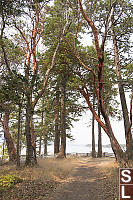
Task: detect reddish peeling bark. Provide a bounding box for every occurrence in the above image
[78,86,123,161]
[2,111,17,161]
[15,4,67,165]
[77,0,125,163]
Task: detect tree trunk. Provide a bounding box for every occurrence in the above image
[44,135,47,155]
[3,111,17,161]
[99,61,124,162]
[92,92,96,158]
[97,105,102,157]
[112,29,133,160]
[101,103,124,162]
[54,87,60,154]
[39,136,42,156]
[17,105,22,167]
[30,115,37,164]
[2,137,5,162]
[79,87,125,163]
[78,0,126,164]
[25,101,34,165]
[58,79,66,158]
[92,114,96,158]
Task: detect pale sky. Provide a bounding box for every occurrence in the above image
[72,27,132,146]
[70,93,131,146]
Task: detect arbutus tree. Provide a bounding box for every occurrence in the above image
[68,0,133,165]
[0,0,25,162]
[111,1,133,160]
[12,0,74,165]
[0,106,17,162]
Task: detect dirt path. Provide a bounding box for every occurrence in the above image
[45,157,119,200]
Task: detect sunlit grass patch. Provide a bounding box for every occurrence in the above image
[0,174,22,191]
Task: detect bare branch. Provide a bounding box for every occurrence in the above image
[15,24,30,51]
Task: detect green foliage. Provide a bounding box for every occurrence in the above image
[123,63,133,91]
[0,174,22,191]
[0,0,24,17]
[0,71,24,111]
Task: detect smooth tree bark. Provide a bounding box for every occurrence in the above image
[75,0,126,163]
[54,87,60,154]
[0,111,17,161]
[79,86,124,162]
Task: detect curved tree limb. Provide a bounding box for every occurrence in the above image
[78,86,108,134]
[78,0,102,59]
[73,18,99,100]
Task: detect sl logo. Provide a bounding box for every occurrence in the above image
[119,169,133,199]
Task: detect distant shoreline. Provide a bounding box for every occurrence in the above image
[86,144,126,148]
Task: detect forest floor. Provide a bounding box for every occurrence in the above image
[0,157,119,200]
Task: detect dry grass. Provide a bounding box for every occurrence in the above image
[0,157,120,200]
[0,157,118,183]
[0,157,79,182]
[38,157,79,181]
[97,157,119,178]
[0,157,80,200]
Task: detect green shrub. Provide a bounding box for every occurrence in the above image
[0,174,22,191]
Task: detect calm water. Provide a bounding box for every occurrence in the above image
[46,142,113,155]
[0,142,114,158]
